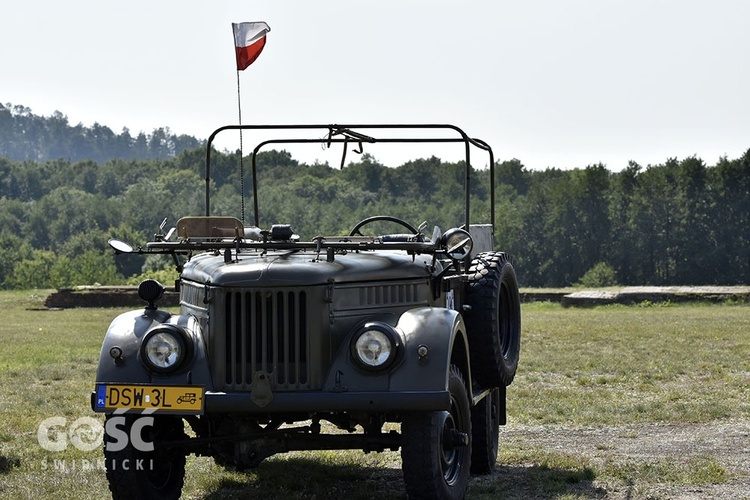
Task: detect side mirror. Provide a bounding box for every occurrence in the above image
[441,228,473,261]
[108,238,134,254]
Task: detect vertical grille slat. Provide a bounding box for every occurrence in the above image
[282,293,291,385]
[240,292,248,386]
[224,289,310,390]
[261,293,269,372]
[225,297,234,385]
[234,294,242,385]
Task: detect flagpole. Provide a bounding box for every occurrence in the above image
[232,21,270,225]
[236,68,245,223]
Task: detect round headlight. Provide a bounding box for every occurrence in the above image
[141,327,189,373]
[351,324,400,370]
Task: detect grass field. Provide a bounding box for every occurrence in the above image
[0,291,748,499]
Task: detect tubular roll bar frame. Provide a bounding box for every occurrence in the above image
[205,124,495,234]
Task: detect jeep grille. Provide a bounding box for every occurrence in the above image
[223,289,312,390]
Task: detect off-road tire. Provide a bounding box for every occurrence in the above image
[401,364,472,499]
[464,251,521,387]
[104,414,187,500]
[470,387,501,474]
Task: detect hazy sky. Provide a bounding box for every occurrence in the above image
[3,0,749,170]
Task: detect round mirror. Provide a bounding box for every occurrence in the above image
[108,238,134,254]
[441,228,473,261]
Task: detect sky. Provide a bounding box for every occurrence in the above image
[3,0,749,171]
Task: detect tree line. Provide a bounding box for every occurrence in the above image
[0,103,203,164]
[0,104,747,288]
[1,143,748,289]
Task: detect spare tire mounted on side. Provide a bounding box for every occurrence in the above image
[464,251,522,388]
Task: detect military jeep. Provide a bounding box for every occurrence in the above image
[92,124,521,499]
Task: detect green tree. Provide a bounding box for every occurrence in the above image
[0,231,31,289]
[709,151,750,283]
[627,161,681,284]
[607,161,641,284]
[496,158,530,196]
[24,187,119,250]
[49,250,121,287]
[672,156,711,284]
[6,249,56,289]
[577,262,618,287]
[515,169,566,286]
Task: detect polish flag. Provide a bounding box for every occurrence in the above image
[232,22,271,71]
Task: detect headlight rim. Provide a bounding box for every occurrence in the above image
[349,322,401,371]
[139,324,192,374]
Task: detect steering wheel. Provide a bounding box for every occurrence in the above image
[349,215,419,237]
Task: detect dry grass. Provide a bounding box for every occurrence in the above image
[0,292,747,498]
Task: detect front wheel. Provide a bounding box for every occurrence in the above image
[401,365,472,499]
[104,414,187,500]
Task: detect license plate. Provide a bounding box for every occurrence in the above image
[95,384,204,413]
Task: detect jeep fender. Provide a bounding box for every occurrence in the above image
[390,307,472,393]
[94,308,213,388]
[323,307,471,396]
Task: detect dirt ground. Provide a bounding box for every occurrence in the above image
[494,420,750,499]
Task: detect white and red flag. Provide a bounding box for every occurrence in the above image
[232,22,270,71]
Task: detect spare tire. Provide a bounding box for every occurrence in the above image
[464,252,521,387]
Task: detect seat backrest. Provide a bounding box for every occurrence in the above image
[175,216,244,240]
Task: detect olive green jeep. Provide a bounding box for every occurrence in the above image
[92,124,521,499]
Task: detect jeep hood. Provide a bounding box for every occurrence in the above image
[180,250,437,287]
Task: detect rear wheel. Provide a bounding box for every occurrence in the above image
[470,388,501,474]
[464,252,522,387]
[104,414,187,500]
[401,364,471,499]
